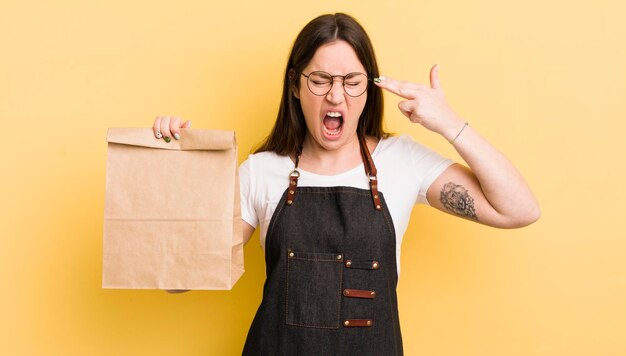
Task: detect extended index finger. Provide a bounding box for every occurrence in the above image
[374,76,421,99]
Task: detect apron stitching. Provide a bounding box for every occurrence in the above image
[288,257,344,262]
[338,266,343,329]
[285,253,290,326]
[284,256,343,330]
[266,192,288,246]
[297,190,370,195]
[387,277,400,355]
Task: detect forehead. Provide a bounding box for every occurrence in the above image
[304,40,366,74]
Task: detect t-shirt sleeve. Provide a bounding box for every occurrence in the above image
[239,158,259,228]
[402,136,454,206]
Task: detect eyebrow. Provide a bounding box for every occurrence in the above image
[308,70,367,75]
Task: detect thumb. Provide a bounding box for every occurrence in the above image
[430,64,442,91]
[398,100,415,119]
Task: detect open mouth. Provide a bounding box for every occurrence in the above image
[323,112,343,136]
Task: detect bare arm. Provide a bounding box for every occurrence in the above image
[376,65,540,228]
[243,220,256,245]
[426,135,540,228]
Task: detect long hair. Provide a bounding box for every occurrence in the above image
[255,13,387,155]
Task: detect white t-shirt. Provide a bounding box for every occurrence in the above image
[239,134,454,275]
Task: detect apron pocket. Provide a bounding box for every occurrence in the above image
[285,249,343,329]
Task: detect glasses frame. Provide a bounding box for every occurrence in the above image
[299,71,371,97]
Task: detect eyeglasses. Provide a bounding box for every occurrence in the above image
[299,71,371,97]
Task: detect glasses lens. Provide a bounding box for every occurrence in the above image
[343,73,368,97]
[307,72,333,96]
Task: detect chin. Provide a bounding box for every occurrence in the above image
[318,130,358,151]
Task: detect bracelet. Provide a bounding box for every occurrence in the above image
[449,122,469,144]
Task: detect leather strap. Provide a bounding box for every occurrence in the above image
[343,319,373,327]
[286,170,299,206]
[286,147,302,206]
[287,137,382,211]
[343,288,376,299]
[358,134,382,211]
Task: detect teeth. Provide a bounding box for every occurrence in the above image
[323,126,341,135]
[327,112,342,117]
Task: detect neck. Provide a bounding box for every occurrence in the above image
[298,133,363,175]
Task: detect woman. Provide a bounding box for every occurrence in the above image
[153,13,540,356]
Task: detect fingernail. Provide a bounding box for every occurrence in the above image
[374,76,385,83]
[174,133,180,140]
[164,136,171,143]
[156,131,162,139]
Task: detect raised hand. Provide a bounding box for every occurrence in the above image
[374,64,465,141]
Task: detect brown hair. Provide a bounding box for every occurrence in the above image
[255,13,387,155]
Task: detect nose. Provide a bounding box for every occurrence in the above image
[325,78,346,104]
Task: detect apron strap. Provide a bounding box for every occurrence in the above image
[358,134,383,211]
[286,138,382,211]
[286,146,302,206]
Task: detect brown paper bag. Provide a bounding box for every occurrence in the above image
[102,128,243,290]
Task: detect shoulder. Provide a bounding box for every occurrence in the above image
[375,134,432,158]
[241,150,288,171]
[240,150,292,187]
[375,134,453,179]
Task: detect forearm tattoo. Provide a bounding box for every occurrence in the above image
[440,182,478,221]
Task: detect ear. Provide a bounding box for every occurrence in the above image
[288,68,300,99]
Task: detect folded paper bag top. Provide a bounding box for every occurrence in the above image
[106,127,236,150]
[102,128,244,290]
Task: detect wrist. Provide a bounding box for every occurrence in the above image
[438,114,466,142]
[448,122,469,144]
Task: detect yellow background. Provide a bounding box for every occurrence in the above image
[1,0,625,355]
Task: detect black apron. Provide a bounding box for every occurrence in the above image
[242,136,403,355]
